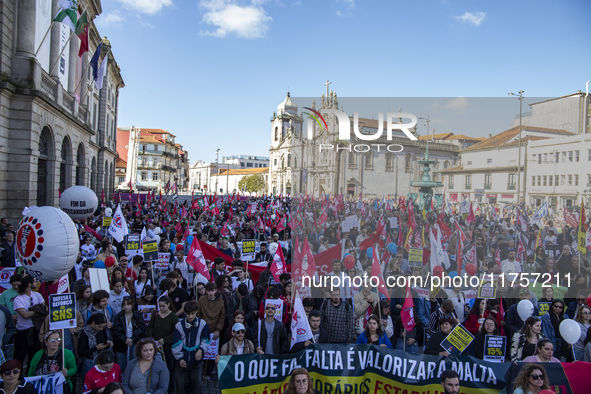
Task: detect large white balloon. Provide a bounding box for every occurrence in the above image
[105,208,113,217]
[59,186,98,220]
[16,206,79,281]
[517,299,534,321]
[560,319,582,345]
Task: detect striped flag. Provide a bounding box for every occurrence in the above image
[54,0,77,32]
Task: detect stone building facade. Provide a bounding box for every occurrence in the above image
[268,91,460,198]
[0,0,124,221]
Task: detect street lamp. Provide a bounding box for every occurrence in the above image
[509,90,524,205]
[215,148,220,194]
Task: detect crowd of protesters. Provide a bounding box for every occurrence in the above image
[0,192,590,393]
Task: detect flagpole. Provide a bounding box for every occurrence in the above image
[79,47,111,105]
[35,21,56,56]
[49,29,76,76]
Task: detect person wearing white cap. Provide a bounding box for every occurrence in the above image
[217,323,255,362]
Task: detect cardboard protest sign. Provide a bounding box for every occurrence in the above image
[477,276,498,299]
[138,305,156,326]
[408,249,423,268]
[89,268,110,292]
[440,324,474,355]
[125,234,142,256]
[102,217,112,229]
[483,335,507,363]
[241,240,257,261]
[49,293,76,330]
[265,298,284,321]
[154,253,171,270]
[143,240,158,262]
[203,334,219,360]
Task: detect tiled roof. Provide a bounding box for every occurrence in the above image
[216,167,269,176]
[142,128,177,138]
[462,126,572,151]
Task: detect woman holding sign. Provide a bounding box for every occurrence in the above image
[473,317,501,359]
[28,331,77,394]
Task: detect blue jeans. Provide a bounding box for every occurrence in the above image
[396,338,418,354]
[116,345,135,374]
[82,358,94,378]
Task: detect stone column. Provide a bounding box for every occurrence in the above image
[12,0,38,86]
[68,33,78,93]
[49,0,61,79]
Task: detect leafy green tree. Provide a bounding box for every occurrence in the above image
[238,173,266,193]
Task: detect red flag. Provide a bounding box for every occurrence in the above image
[454,222,468,244]
[564,207,578,228]
[371,247,390,300]
[186,237,211,281]
[181,205,188,219]
[359,222,386,251]
[438,219,453,243]
[220,221,231,238]
[400,284,415,331]
[182,224,190,241]
[174,221,182,232]
[276,215,286,233]
[84,225,102,241]
[270,242,287,284]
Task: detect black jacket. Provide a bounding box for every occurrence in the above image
[424,331,452,356]
[0,381,38,394]
[112,310,146,353]
[0,240,16,267]
[226,292,257,328]
[254,318,288,355]
[291,326,330,353]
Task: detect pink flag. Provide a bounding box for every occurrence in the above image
[186,236,211,282]
[400,284,416,331]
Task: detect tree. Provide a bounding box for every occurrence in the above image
[238,173,266,193]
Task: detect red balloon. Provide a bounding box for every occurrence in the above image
[343,254,355,270]
[105,256,116,268]
[433,265,444,278]
[465,264,477,276]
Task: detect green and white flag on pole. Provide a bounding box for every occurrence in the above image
[54,0,78,32]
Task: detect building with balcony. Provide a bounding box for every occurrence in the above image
[211,167,269,195]
[0,0,124,221]
[116,127,189,191]
[221,155,269,168]
[527,134,591,208]
[189,160,242,193]
[438,126,572,205]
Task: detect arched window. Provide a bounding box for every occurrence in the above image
[405,154,412,172]
[37,127,54,206]
[104,159,109,193]
[60,136,72,194]
[444,160,450,169]
[76,143,85,186]
[274,127,278,141]
[91,157,97,192]
[288,154,291,168]
[385,153,394,171]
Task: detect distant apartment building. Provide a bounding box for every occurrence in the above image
[222,155,269,168]
[116,127,189,191]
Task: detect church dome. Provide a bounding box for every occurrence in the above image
[277,92,298,116]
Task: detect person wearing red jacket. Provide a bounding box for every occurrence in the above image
[83,350,122,394]
[464,298,505,336]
